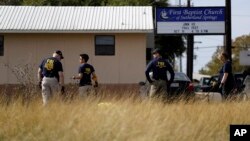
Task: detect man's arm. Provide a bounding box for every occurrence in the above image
[38,60,44,82]
[72,73,83,80]
[92,72,98,87]
[166,62,175,83]
[145,61,153,83]
[220,62,231,87]
[58,71,64,86]
[221,73,228,84]
[38,68,42,82]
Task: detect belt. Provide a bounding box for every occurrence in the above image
[44,76,56,78]
[79,83,92,86]
[155,78,166,81]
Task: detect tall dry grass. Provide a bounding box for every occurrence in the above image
[0,86,250,141]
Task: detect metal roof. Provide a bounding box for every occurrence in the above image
[0,6,153,33]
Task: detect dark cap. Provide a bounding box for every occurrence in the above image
[152,48,162,55]
[55,50,64,59]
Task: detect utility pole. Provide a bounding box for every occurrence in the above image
[186,0,194,80]
[225,0,232,60]
[179,0,182,72]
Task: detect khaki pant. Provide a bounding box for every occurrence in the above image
[149,80,167,98]
[42,77,60,105]
[79,85,94,98]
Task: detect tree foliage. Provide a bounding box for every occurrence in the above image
[0,0,22,5]
[231,34,250,74]
[199,34,250,75]
[155,35,185,61]
[2,0,167,6]
[199,47,223,75]
[22,0,45,5]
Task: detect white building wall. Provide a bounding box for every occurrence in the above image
[0,33,146,84]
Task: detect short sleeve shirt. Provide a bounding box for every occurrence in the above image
[145,58,174,82]
[39,57,63,80]
[78,63,95,86]
[219,60,234,86]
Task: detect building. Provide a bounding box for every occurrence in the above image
[0,6,153,84]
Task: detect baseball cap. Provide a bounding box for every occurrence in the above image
[152,48,162,55]
[55,50,64,59]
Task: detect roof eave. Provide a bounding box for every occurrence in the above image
[0,29,154,34]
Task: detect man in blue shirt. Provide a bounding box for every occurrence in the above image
[38,50,64,105]
[145,48,175,98]
[72,54,98,98]
[218,52,235,100]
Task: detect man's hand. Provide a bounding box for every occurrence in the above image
[61,86,65,94]
[38,81,42,89]
[93,81,98,87]
[219,83,224,89]
[149,80,154,85]
[167,83,171,88]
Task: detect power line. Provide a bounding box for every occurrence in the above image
[195,46,250,49]
[232,14,250,17]
[194,46,220,49]
[195,36,224,42]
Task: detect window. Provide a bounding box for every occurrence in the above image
[95,35,115,55]
[0,35,3,56]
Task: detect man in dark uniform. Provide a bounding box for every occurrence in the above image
[72,54,98,98]
[38,50,64,105]
[218,52,235,100]
[145,48,175,98]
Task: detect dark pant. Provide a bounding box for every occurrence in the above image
[221,84,234,100]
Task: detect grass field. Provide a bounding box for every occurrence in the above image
[0,85,250,141]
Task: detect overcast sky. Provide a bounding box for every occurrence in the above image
[168,0,250,74]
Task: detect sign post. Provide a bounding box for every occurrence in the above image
[225,0,232,61]
[187,0,194,81]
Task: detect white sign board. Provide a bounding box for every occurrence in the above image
[240,51,250,66]
[156,7,226,34]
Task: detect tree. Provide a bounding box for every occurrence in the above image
[199,34,250,75]
[20,0,163,6]
[21,0,100,6]
[198,47,223,75]
[0,0,22,5]
[231,34,250,74]
[22,0,45,5]
[155,35,185,62]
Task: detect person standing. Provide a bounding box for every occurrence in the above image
[145,48,175,98]
[218,52,235,100]
[38,50,64,106]
[72,54,98,98]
